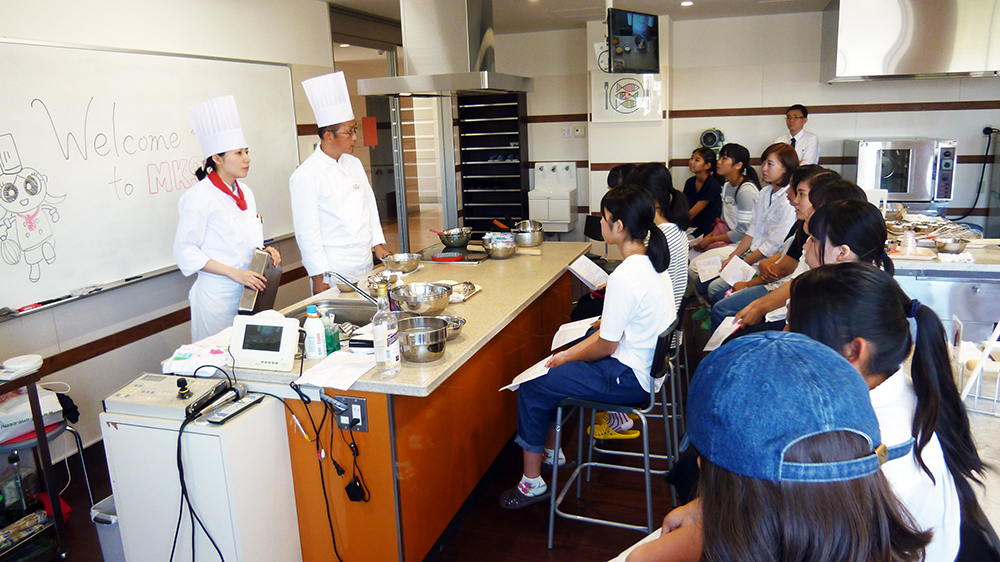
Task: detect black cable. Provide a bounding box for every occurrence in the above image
[170,415,226,562]
[290,383,345,562]
[954,128,997,222]
[192,364,233,388]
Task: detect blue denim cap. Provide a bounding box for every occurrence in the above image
[687,332,912,483]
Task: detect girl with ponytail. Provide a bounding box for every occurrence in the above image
[501,184,677,508]
[788,263,990,562]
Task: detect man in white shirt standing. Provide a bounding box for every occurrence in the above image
[775,104,820,165]
[290,72,392,294]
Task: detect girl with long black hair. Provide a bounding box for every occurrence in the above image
[788,263,989,562]
[501,185,676,508]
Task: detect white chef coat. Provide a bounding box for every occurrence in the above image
[775,129,820,165]
[289,147,386,281]
[173,177,263,342]
[871,368,961,562]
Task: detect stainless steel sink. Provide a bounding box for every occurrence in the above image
[283,299,377,327]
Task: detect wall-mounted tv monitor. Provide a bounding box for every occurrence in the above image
[607,8,659,74]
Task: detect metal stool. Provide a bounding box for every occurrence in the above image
[0,421,93,510]
[591,295,690,474]
[547,317,679,547]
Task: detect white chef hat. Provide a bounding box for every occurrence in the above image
[302,72,355,128]
[187,95,247,158]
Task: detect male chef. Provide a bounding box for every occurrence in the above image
[290,71,391,294]
[774,104,820,165]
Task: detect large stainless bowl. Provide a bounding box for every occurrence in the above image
[390,282,452,315]
[381,253,421,273]
[483,239,517,259]
[935,237,968,254]
[398,316,448,362]
[438,227,473,248]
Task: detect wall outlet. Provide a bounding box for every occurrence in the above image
[573,126,586,138]
[561,127,572,138]
[335,395,368,432]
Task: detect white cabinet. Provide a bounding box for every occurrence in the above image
[100,398,302,562]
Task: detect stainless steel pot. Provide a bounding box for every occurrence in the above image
[513,220,543,247]
[398,316,448,362]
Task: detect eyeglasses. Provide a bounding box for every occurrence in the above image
[785,115,805,121]
[334,127,359,137]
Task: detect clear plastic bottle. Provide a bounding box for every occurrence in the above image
[303,304,327,359]
[372,283,401,376]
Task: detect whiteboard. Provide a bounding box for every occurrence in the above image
[0,40,299,311]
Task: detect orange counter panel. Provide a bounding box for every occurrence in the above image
[393,273,571,562]
[286,273,571,562]
[286,391,399,562]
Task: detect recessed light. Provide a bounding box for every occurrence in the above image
[340,44,352,48]
[681,1,693,5]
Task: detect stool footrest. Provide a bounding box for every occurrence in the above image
[553,462,654,534]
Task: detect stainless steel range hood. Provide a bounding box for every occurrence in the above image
[357,0,533,96]
[822,0,1000,82]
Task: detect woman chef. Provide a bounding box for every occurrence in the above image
[173,95,281,341]
[290,71,391,294]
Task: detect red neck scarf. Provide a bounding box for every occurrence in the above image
[208,170,247,211]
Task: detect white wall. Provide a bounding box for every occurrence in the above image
[669,12,1000,226]
[0,0,331,454]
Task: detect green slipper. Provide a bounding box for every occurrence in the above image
[692,308,710,321]
[700,318,712,330]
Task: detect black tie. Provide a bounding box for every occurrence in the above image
[790,137,797,148]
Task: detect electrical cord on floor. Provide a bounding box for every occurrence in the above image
[170,415,225,562]
[955,127,998,222]
[290,382,345,562]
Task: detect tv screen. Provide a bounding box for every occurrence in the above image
[607,8,659,74]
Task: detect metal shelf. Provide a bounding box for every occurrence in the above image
[459,132,518,137]
[463,161,520,164]
[460,146,519,151]
[459,102,518,108]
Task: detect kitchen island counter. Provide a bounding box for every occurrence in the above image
[233,242,589,397]
[266,241,588,562]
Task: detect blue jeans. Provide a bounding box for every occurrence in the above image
[711,285,770,330]
[515,356,647,454]
[695,277,732,305]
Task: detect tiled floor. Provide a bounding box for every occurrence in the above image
[382,203,444,255]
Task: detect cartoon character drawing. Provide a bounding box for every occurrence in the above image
[0,134,66,283]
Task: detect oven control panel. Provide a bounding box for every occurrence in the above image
[933,141,957,201]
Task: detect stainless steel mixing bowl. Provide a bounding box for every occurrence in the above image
[390,282,453,315]
[381,253,421,273]
[398,316,448,362]
[438,227,473,248]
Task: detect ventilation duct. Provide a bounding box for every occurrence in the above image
[357,0,533,96]
[821,0,1000,82]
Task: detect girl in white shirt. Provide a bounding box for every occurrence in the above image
[788,264,989,562]
[696,143,797,305]
[500,185,676,509]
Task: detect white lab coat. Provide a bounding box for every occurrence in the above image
[173,177,263,342]
[289,147,386,281]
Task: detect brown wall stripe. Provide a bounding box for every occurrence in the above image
[665,155,994,168]
[297,123,318,136]
[37,266,311,379]
[525,114,589,124]
[668,100,1000,119]
[298,100,1000,137]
